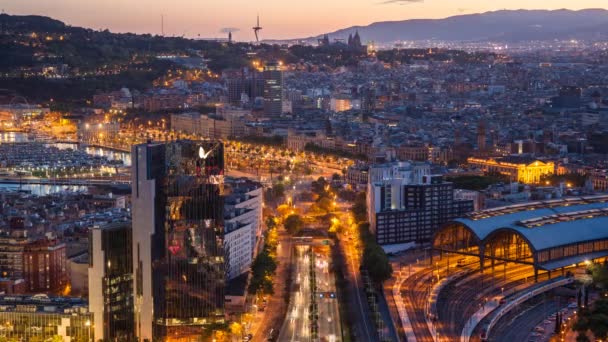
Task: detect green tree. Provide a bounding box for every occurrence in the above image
[338,189,356,202]
[248,249,277,294]
[589,313,608,340]
[363,244,393,283]
[351,192,368,223]
[446,175,507,191]
[265,216,277,230]
[576,334,591,342]
[574,298,608,340]
[272,183,286,198]
[284,214,304,235]
[311,177,329,195]
[590,262,608,289]
[317,197,334,214]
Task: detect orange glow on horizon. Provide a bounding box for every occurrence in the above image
[3,0,608,40]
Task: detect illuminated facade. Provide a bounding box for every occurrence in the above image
[591,170,608,192]
[171,112,246,139]
[434,195,608,281]
[0,295,92,341]
[0,104,49,125]
[467,156,555,184]
[396,145,431,162]
[330,97,353,112]
[286,129,335,152]
[132,140,225,341]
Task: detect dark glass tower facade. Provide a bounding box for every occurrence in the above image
[131,140,225,341]
[88,222,134,341]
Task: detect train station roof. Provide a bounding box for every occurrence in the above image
[452,195,608,251]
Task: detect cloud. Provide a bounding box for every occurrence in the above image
[379,0,424,4]
[220,27,240,33]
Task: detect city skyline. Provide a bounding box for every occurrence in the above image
[3,1,608,340]
[3,0,608,40]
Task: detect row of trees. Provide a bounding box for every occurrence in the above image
[304,143,368,161]
[248,217,279,294]
[446,173,509,191]
[573,298,608,341]
[540,173,588,188]
[571,261,608,341]
[351,192,393,283]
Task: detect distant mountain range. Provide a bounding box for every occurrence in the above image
[296,9,608,44]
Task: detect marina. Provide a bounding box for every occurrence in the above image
[0,132,131,194]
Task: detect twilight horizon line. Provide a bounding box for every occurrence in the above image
[2,0,608,41]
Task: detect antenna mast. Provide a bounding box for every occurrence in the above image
[252,14,262,43]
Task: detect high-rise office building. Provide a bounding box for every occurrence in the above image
[367,162,474,245]
[263,62,283,118]
[227,76,264,105]
[89,222,134,341]
[131,140,226,340]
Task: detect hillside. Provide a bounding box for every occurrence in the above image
[301,9,608,43]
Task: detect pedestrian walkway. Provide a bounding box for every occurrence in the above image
[393,264,426,342]
[460,296,501,342]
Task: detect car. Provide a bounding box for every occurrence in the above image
[534,327,545,333]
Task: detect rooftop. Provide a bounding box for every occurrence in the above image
[454,195,608,251]
[0,294,88,314]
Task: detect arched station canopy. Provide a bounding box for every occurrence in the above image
[433,195,608,271]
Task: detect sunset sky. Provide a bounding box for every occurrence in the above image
[4,0,608,40]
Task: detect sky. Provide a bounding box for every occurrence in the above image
[3,0,608,40]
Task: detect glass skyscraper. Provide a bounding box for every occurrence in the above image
[263,61,283,118]
[89,221,134,341]
[131,140,226,341]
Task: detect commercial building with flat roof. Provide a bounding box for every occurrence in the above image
[0,294,92,341]
[367,162,473,246]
